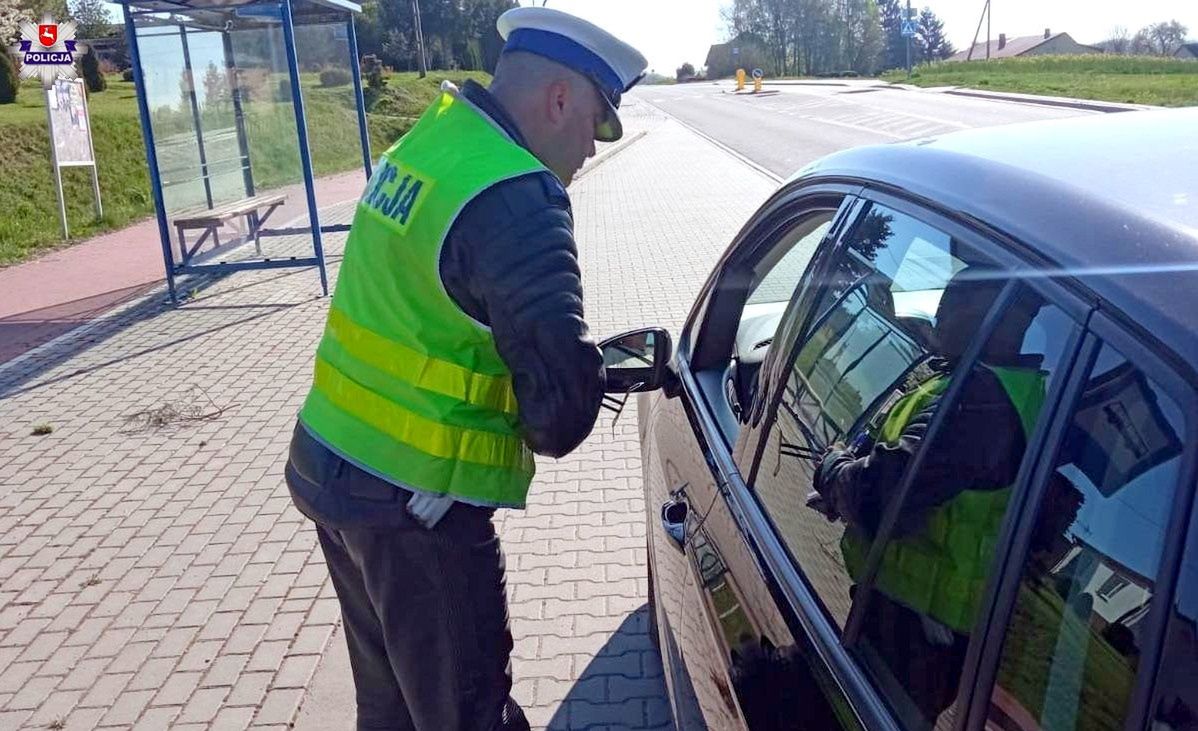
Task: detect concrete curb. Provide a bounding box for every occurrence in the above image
[941,87,1155,113]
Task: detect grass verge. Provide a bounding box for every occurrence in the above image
[882,55,1198,107]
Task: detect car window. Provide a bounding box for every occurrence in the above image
[750,205,1027,637]
[1153,480,1198,730]
[845,288,1078,729]
[727,211,837,424]
[986,342,1187,731]
[746,215,835,307]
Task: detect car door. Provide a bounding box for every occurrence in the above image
[643,184,861,729]
[677,186,1124,731]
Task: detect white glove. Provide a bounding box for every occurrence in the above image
[406,491,455,529]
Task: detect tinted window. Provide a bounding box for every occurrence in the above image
[988,342,1187,731]
[842,288,1076,729]
[752,205,1019,637]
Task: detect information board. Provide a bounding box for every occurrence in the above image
[46,78,94,165]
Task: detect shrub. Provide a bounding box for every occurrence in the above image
[0,50,18,104]
[319,68,352,87]
[361,54,385,108]
[80,48,107,92]
[121,68,134,82]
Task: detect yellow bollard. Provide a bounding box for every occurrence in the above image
[752,68,764,93]
[736,68,746,91]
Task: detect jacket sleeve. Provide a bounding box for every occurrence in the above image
[440,172,605,458]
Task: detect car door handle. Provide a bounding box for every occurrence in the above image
[660,496,688,548]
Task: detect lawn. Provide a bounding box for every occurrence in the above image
[0,70,489,267]
[882,55,1198,107]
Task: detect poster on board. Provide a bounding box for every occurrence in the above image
[46,78,94,165]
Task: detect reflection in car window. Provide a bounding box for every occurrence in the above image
[987,343,1185,731]
[752,205,990,635]
[834,288,1076,729]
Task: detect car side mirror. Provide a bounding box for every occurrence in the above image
[600,328,673,394]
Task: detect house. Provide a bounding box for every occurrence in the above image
[704,35,771,79]
[948,28,1101,62]
[1176,43,1198,60]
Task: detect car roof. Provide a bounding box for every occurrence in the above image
[795,108,1198,370]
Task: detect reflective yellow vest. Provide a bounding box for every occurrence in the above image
[841,366,1046,634]
[299,89,546,509]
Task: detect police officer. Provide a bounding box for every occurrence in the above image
[812,277,1048,722]
[283,8,647,730]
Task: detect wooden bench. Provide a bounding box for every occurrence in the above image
[172,193,287,265]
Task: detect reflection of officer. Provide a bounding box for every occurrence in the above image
[283,8,646,730]
[813,278,1048,721]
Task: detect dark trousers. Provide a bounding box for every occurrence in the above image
[285,423,529,731]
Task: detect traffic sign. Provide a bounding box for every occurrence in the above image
[901,20,917,37]
[752,68,764,79]
[732,46,740,56]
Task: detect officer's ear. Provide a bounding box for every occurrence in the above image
[544,77,572,127]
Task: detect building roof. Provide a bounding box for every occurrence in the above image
[795,109,1198,365]
[1176,42,1198,56]
[947,32,1095,61]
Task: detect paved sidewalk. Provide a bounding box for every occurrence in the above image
[0,99,776,730]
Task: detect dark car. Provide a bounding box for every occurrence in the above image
[598,108,1198,731]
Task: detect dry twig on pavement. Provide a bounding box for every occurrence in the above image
[121,386,233,433]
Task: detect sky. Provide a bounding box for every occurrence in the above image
[535,0,1198,74]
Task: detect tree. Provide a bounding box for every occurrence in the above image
[1145,20,1187,56]
[915,6,952,62]
[69,0,109,38]
[202,61,229,109]
[0,44,19,103]
[79,45,104,91]
[676,61,696,81]
[1098,26,1131,55]
[876,0,906,70]
[1,0,25,45]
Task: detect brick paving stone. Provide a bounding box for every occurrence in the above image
[210,706,255,731]
[130,705,182,731]
[77,672,133,708]
[25,689,85,727]
[254,688,304,726]
[149,670,203,708]
[176,686,230,724]
[97,689,155,726]
[225,671,272,708]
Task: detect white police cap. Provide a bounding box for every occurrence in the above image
[497,6,647,142]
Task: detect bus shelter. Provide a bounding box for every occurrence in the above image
[115,0,372,302]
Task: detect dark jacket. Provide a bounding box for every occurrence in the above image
[814,365,1027,538]
[438,80,604,459]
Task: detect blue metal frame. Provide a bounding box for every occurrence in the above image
[119,0,366,303]
[347,15,372,178]
[280,0,329,296]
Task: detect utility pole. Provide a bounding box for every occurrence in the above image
[411,0,427,78]
[967,0,991,61]
[905,0,912,77]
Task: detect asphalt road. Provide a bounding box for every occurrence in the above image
[634,80,1094,179]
